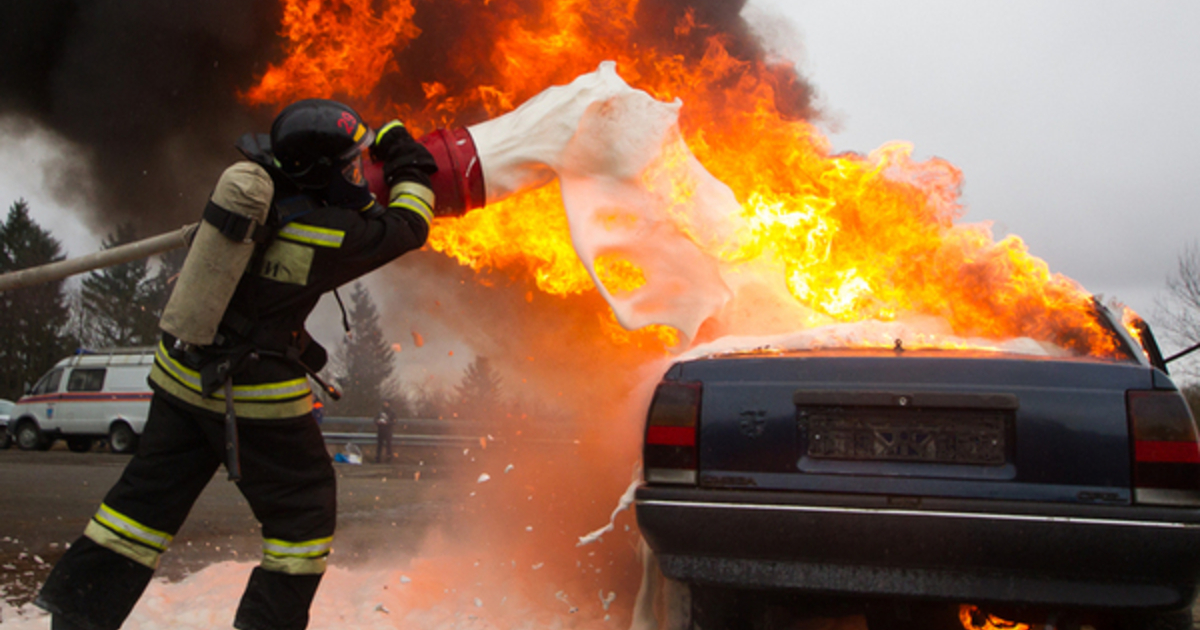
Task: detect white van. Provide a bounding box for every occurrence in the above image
[8,348,154,453]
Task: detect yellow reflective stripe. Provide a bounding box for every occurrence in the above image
[390,181,435,210]
[262,536,333,558]
[150,365,314,420]
[260,536,332,575]
[236,377,311,401]
[84,520,162,569]
[391,197,433,226]
[261,554,327,575]
[156,341,202,390]
[277,223,345,248]
[374,121,405,145]
[352,124,367,143]
[94,503,173,550]
[155,342,311,402]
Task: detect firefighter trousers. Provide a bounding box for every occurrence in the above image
[36,391,337,630]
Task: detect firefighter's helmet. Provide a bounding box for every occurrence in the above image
[270,99,375,189]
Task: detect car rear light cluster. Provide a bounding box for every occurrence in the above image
[643,381,700,485]
[1128,389,1200,506]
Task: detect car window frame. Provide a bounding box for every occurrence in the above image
[33,368,65,396]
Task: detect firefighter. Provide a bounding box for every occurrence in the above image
[35,99,438,630]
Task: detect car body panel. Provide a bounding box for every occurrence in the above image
[636,349,1200,614]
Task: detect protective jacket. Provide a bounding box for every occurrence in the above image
[149,154,432,419]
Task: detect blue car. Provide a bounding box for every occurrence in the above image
[636,306,1200,630]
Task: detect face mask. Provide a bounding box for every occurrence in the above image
[323,154,375,210]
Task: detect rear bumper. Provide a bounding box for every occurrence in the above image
[635,486,1200,610]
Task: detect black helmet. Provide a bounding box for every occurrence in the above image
[270,99,375,189]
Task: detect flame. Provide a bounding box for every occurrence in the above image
[243,0,1129,358]
[959,605,1031,630]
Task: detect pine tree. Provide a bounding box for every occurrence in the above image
[334,282,396,417]
[0,199,76,400]
[78,222,168,348]
[455,356,503,420]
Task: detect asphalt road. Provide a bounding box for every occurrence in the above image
[0,445,458,607]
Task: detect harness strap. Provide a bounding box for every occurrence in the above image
[202,200,272,244]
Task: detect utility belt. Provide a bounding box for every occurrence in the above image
[188,309,339,401]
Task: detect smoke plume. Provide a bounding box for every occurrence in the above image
[0,0,815,234]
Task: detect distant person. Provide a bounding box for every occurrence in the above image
[375,400,396,463]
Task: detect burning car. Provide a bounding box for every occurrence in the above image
[635,304,1200,630]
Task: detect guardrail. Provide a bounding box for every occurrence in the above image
[319,416,492,448]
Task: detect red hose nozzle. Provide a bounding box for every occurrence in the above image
[366,127,486,218]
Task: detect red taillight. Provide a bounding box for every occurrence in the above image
[1128,390,1200,506]
[644,381,701,485]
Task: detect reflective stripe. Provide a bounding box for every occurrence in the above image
[390,181,435,210]
[391,197,433,226]
[261,536,332,575]
[390,182,435,226]
[150,364,314,419]
[263,536,333,558]
[84,504,173,569]
[277,223,345,248]
[84,520,163,569]
[374,120,405,144]
[93,503,173,550]
[155,342,311,402]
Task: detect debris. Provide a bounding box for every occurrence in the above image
[400,575,412,584]
[375,604,390,614]
[474,597,483,608]
[532,563,543,570]
[599,590,616,611]
[504,464,515,473]
[477,473,491,483]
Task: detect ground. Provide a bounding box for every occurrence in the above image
[0,445,456,608]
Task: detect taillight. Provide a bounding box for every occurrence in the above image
[1128,390,1200,506]
[644,381,701,485]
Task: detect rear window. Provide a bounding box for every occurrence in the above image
[67,368,106,392]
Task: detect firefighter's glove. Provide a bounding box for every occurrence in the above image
[371,120,438,189]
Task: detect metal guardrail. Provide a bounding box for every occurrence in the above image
[318,416,491,448]
[320,432,485,446]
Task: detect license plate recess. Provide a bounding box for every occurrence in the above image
[794,391,1018,466]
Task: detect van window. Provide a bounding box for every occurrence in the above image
[33,368,64,395]
[67,368,107,392]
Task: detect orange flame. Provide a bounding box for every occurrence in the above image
[959,605,1031,630]
[243,0,1129,358]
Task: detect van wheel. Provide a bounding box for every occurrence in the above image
[15,420,50,451]
[108,423,138,454]
[66,436,95,453]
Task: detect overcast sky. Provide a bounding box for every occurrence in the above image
[4,1,1199,353]
[749,0,1200,349]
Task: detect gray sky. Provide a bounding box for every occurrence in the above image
[4,1,1199,354]
[749,0,1200,349]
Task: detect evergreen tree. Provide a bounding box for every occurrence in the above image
[0,199,75,400]
[334,282,396,417]
[455,356,503,420]
[78,222,168,347]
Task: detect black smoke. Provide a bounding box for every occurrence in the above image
[0,0,816,233]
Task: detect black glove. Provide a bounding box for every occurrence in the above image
[370,120,438,188]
